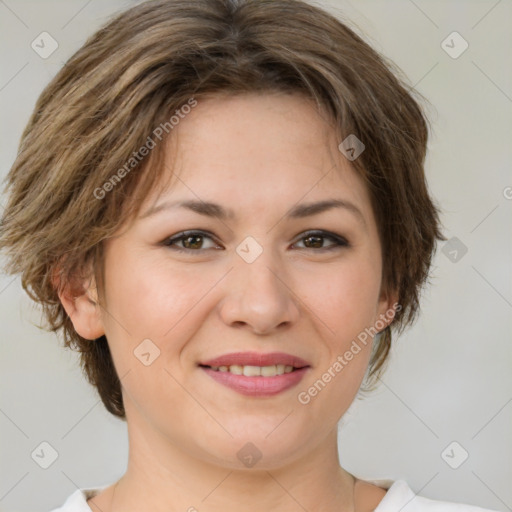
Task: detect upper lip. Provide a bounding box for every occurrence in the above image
[200,352,310,368]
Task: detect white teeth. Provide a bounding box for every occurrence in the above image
[260,365,277,377]
[209,364,297,376]
[229,364,243,375]
[243,365,261,377]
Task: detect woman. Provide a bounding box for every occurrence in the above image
[0,0,499,510]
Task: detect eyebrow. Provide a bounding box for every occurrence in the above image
[141,198,366,227]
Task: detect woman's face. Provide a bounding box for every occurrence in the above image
[96,93,396,469]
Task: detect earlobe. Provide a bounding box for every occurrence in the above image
[53,269,105,340]
[376,288,400,331]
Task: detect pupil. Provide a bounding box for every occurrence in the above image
[304,235,323,248]
[183,235,202,249]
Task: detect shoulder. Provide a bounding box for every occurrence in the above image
[373,480,499,512]
[48,487,104,512]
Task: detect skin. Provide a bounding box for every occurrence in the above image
[60,93,397,511]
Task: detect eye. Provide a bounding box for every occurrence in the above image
[163,230,222,252]
[292,230,349,251]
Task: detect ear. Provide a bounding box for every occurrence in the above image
[53,266,105,340]
[375,285,400,332]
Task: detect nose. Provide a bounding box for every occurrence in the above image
[218,251,300,335]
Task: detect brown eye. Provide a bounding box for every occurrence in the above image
[182,234,204,249]
[165,231,222,252]
[303,235,324,248]
[293,230,348,250]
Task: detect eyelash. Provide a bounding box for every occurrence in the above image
[162,230,349,254]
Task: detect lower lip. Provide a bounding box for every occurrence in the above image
[201,367,309,397]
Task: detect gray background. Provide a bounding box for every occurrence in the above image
[0,0,511,510]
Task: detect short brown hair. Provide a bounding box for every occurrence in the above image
[0,0,445,418]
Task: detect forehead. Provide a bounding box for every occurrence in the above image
[141,93,373,222]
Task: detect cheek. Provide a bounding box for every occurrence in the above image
[98,249,214,420]
[304,256,382,343]
[293,254,381,408]
[100,246,215,362]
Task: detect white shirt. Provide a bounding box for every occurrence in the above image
[49,479,498,511]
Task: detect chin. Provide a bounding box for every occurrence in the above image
[192,422,312,471]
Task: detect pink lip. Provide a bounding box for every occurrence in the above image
[199,352,310,397]
[200,351,310,368]
[202,367,309,397]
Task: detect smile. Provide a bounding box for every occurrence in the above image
[206,364,296,376]
[199,352,310,396]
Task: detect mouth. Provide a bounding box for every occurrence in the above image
[198,352,310,397]
[200,363,299,376]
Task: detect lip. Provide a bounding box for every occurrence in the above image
[200,351,310,368]
[199,351,310,397]
[202,367,308,396]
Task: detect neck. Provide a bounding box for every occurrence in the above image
[106,422,355,512]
